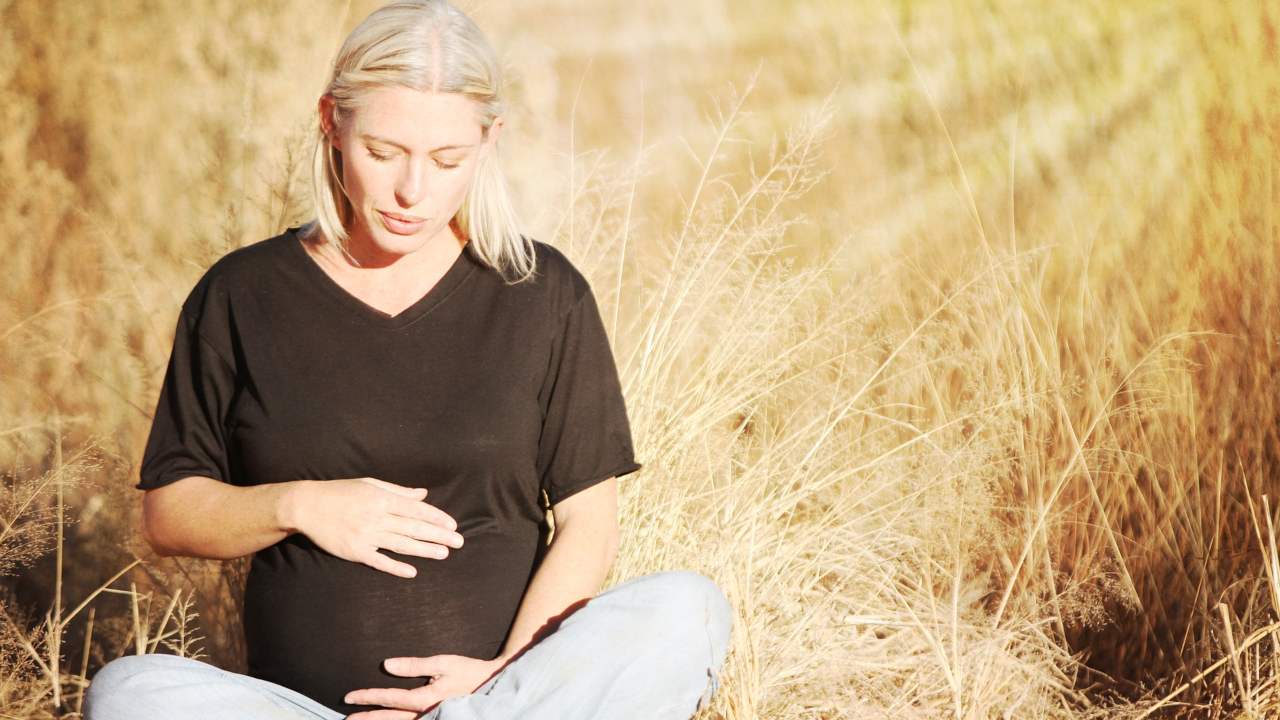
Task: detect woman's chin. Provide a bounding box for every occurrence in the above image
[372,230,427,254]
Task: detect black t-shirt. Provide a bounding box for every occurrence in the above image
[136,225,642,713]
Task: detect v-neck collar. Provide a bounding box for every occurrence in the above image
[287,226,478,329]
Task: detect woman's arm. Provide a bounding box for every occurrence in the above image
[495,477,620,664]
[141,476,460,573]
[142,476,305,558]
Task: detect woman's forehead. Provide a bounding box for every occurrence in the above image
[350,86,483,149]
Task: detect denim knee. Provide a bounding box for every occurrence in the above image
[626,571,733,658]
[84,654,170,719]
[635,571,733,710]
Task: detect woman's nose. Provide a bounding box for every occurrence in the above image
[394,159,428,208]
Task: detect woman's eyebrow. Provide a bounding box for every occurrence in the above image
[361,133,474,152]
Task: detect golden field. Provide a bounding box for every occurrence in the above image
[3,0,1279,717]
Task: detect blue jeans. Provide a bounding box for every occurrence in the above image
[84,570,732,719]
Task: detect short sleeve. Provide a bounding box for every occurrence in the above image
[136,309,238,491]
[536,285,643,506]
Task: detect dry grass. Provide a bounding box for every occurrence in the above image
[3,0,1279,717]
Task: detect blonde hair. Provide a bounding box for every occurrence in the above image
[304,0,535,283]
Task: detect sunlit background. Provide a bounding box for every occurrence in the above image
[4,0,1279,717]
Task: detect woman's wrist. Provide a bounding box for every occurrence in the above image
[274,480,312,536]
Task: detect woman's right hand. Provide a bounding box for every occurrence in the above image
[287,477,464,578]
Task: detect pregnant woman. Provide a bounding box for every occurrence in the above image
[83,2,732,718]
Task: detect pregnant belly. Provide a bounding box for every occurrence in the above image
[243,529,540,714]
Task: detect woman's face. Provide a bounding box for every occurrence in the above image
[322,86,500,261]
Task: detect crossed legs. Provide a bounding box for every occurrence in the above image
[84,570,733,720]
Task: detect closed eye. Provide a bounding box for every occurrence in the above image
[366,148,460,169]
[366,148,455,169]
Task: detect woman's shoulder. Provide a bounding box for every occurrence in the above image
[177,227,298,323]
[204,226,298,279]
[524,237,592,315]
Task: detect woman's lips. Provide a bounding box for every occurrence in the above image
[378,210,427,235]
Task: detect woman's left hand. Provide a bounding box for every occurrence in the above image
[344,654,505,719]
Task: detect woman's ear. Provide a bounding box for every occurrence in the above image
[319,94,341,150]
[485,116,503,152]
